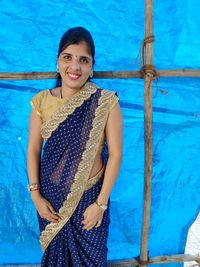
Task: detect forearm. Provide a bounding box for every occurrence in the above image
[97,154,122,205]
[27,149,41,183]
[27,149,42,200]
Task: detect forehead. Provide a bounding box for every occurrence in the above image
[61,42,91,57]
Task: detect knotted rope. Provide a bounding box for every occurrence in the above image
[134,35,157,80]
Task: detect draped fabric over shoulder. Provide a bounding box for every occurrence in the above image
[32,82,118,267]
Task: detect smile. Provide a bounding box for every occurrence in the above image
[67,72,81,80]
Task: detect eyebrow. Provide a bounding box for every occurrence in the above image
[61,52,92,60]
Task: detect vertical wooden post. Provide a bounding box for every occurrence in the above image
[140,0,154,266]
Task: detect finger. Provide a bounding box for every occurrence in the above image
[50,216,60,223]
[45,214,60,223]
[82,221,91,229]
[48,205,61,219]
[95,220,102,228]
[87,222,98,231]
[51,214,61,222]
[87,224,96,231]
[47,204,56,214]
[43,211,60,223]
[81,218,89,225]
[83,211,87,219]
[83,221,97,230]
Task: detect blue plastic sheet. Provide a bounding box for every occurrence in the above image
[0,0,200,265]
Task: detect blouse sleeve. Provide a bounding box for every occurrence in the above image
[30,91,43,118]
[109,92,119,112]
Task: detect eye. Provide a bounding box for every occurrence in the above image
[80,57,90,64]
[63,54,72,61]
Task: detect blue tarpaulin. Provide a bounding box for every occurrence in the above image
[0,0,199,266]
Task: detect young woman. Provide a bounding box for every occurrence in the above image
[27,26,123,266]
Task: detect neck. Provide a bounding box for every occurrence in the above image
[60,83,86,99]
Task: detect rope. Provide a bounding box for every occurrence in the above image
[134,35,155,67]
[140,64,157,79]
[134,35,157,80]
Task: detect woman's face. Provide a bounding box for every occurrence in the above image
[57,41,93,90]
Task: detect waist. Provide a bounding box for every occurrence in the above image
[89,154,103,177]
[86,165,105,190]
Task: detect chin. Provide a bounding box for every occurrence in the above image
[64,79,87,89]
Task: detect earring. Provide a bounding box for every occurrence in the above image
[56,65,59,73]
[90,71,93,78]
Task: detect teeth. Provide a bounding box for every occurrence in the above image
[68,73,79,78]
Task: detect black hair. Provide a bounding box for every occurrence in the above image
[56,27,95,87]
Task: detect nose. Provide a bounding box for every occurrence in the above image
[70,58,81,71]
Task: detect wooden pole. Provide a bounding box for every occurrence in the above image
[0,69,200,80]
[140,0,154,266]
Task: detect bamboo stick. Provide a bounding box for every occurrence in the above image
[139,1,154,267]
[0,69,200,80]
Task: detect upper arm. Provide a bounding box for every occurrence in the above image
[105,102,123,157]
[28,108,43,153]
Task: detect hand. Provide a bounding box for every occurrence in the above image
[82,203,104,231]
[31,192,60,223]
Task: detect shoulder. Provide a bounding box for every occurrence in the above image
[30,89,50,106]
[31,89,49,101]
[98,88,119,112]
[101,88,119,100]
[96,87,118,99]
[30,90,49,117]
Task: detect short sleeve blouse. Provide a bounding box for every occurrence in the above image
[30,90,67,123]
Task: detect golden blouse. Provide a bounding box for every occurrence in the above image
[30,89,67,123]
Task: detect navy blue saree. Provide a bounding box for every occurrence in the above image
[38,82,118,267]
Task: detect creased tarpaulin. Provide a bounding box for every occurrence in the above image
[0,0,200,266]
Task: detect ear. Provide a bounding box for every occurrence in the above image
[90,70,93,78]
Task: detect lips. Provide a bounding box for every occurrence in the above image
[67,72,81,80]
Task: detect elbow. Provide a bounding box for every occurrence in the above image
[108,152,122,162]
[27,144,42,156]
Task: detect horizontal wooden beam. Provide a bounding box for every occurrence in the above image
[94,71,141,78]
[0,72,58,80]
[108,254,200,266]
[157,69,200,77]
[0,69,200,80]
[149,254,200,264]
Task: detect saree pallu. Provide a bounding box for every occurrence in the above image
[38,82,118,267]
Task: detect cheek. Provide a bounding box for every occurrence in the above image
[58,62,66,70]
[82,65,92,74]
